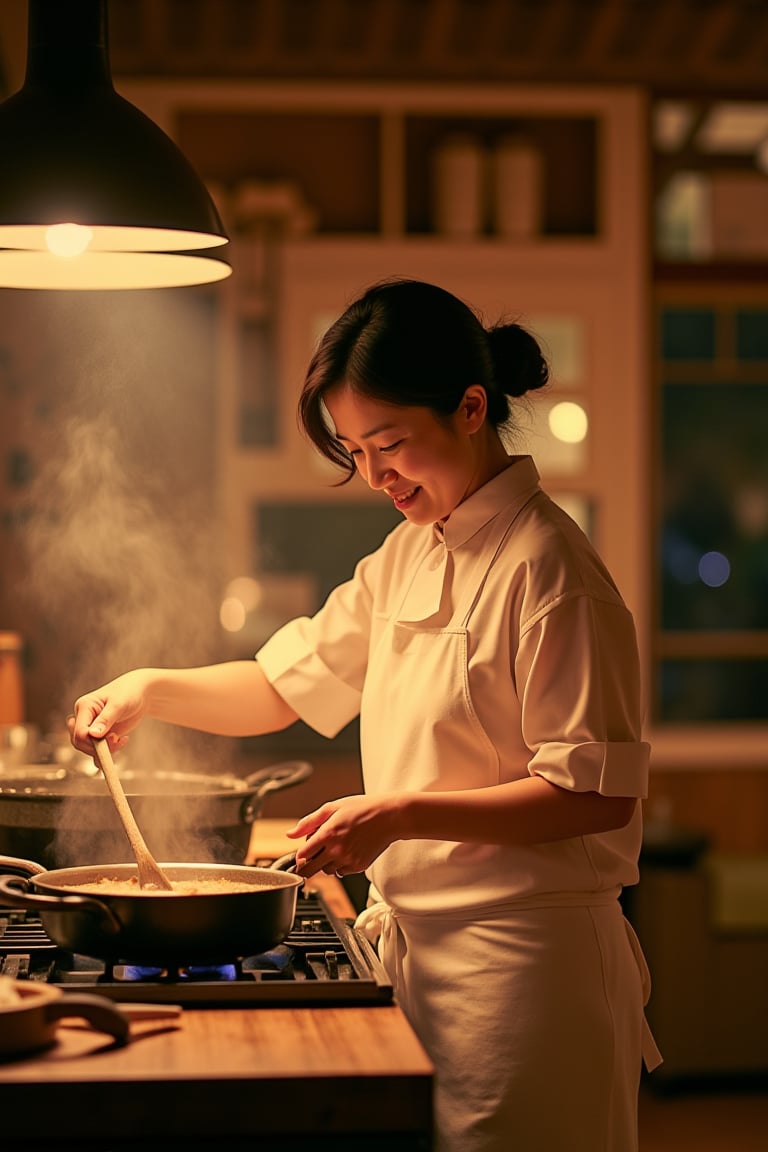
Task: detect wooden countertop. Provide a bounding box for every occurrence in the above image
[0,822,433,1146]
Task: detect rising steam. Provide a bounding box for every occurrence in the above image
[6,289,243,863]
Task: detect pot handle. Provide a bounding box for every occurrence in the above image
[0,875,122,935]
[241,760,314,824]
[45,995,131,1046]
[0,854,47,878]
[270,852,298,873]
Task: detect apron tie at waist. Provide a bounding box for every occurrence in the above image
[623,915,664,1072]
[355,899,391,943]
[355,900,409,1003]
[356,900,402,962]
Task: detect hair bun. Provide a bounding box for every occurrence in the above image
[487,323,549,398]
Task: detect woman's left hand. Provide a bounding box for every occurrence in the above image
[285,793,402,878]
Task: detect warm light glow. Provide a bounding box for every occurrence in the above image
[45,222,93,257]
[548,401,588,444]
[0,224,227,252]
[220,597,247,633]
[219,577,264,633]
[0,250,231,290]
[224,577,263,613]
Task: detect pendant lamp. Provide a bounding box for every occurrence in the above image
[0,0,231,290]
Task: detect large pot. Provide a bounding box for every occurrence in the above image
[0,854,303,965]
[0,759,312,868]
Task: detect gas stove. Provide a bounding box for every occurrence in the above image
[0,888,393,1007]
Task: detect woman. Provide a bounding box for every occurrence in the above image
[70,278,661,1151]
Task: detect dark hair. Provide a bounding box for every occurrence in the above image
[298,277,549,481]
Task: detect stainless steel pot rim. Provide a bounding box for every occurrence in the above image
[29,860,304,893]
[0,760,312,798]
[0,777,252,798]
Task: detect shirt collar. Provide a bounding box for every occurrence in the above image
[438,455,542,551]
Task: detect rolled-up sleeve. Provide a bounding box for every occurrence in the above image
[255,553,378,739]
[518,593,650,797]
[257,616,363,738]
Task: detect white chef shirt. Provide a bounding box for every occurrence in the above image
[257,455,650,913]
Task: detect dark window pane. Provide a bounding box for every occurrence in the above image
[256,501,401,604]
[658,659,768,722]
[248,500,402,754]
[660,308,716,359]
[736,310,768,361]
[660,383,768,631]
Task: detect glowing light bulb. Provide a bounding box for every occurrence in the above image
[45,223,94,258]
[224,576,263,612]
[548,401,588,444]
[220,597,247,633]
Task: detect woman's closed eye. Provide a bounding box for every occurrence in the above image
[347,440,403,458]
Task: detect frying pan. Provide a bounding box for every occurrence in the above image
[0,854,303,965]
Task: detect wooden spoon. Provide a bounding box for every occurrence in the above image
[91,737,173,891]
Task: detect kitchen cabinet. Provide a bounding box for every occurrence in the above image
[125,81,650,674]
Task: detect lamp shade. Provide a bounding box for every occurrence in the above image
[0,0,231,289]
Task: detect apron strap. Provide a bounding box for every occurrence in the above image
[458,492,538,627]
[623,915,664,1072]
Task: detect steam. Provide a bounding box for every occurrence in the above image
[8,289,243,864]
[28,409,225,758]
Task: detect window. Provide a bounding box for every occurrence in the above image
[654,295,768,722]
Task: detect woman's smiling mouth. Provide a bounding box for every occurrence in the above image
[390,486,420,509]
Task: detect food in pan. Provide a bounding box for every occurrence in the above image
[62,875,273,896]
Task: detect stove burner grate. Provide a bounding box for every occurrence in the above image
[0,909,58,956]
[0,891,393,1007]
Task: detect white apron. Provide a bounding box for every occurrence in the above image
[356,503,661,1152]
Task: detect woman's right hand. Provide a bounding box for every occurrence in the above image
[67,670,151,755]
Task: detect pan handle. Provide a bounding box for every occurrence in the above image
[45,995,131,1046]
[241,760,314,824]
[0,854,47,878]
[270,852,299,874]
[0,875,122,935]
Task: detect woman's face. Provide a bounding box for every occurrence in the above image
[325,383,498,525]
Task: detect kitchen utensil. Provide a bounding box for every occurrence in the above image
[0,978,130,1057]
[91,738,172,891]
[0,759,313,868]
[0,854,303,964]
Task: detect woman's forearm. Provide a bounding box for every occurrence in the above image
[72,660,299,752]
[142,660,299,736]
[398,774,636,846]
[288,774,638,878]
